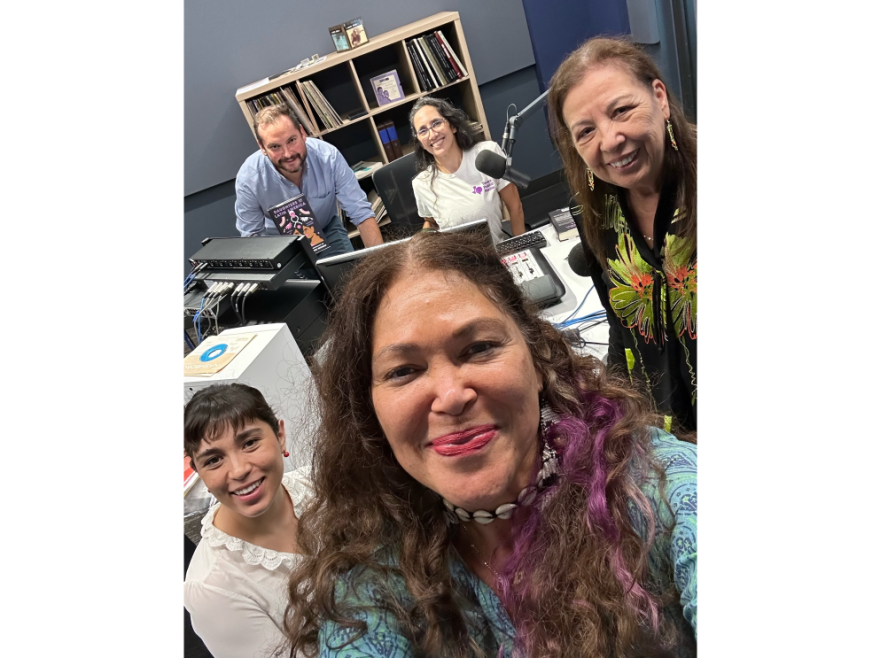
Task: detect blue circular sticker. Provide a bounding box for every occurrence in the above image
[200,343,228,362]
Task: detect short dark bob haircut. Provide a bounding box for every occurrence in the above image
[184,383,280,466]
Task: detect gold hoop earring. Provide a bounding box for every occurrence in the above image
[587,167,595,192]
[666,119,679,151]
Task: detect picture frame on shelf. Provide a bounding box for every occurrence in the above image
[344,18,368,48]
[370,70,403,106]
[329,24,351,52]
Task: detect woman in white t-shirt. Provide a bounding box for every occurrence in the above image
[184,383,311,658]
[410,97,525,243]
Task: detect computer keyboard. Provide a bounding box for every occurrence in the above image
[495,229,548,256]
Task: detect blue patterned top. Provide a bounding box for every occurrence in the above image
[318,429,697,657]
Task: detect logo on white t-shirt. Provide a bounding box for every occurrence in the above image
[472,180,495,195]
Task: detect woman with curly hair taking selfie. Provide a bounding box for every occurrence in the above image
[284,230,696,657]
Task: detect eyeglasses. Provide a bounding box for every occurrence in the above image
[416,118,446,139]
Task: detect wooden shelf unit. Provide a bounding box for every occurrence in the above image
[234,12,491,177]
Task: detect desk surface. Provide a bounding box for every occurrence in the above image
[534,224,610,363]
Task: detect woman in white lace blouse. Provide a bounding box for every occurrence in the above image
[184,383,312,658]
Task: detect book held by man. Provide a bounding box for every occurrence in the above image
[266,194,330,254]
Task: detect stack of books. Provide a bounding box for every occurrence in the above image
[340,194,389,237]
[245,86,318,136]
[297,80,344,131]
[405,30,469,92]
[351,160,384,180]
[368,190,388,224]
[377,120,404,161]
[548,206,578,241]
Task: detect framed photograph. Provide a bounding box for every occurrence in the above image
[329,24,350,52]
[344,18,368,48]
[370,70,403,106]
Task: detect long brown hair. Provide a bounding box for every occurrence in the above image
[548,37,697,267]
[409,96,480,175]
[408,96,481,206]
[284,231,688,657]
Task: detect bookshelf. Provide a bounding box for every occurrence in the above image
[234,12,491,182]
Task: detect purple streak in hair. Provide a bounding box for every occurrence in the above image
[495,389,661,652]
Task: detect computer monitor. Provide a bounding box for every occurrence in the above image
[441,218,493,241]
[313,240,394,301]
[315,219,492,302]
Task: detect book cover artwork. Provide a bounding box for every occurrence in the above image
[267,194,330,254]
[370,70,403,106]
[344,18,368,48]
[329,24,350,52]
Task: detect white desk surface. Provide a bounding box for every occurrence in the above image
[533,224,610,362]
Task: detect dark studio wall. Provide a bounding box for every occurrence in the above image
[520,0,696,118]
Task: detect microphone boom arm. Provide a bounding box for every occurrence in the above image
[500,89,550,161]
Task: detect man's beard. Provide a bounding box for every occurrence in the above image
[277,152,305,174]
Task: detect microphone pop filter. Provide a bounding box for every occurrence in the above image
[474,149,507,179]
[567,243,591,278]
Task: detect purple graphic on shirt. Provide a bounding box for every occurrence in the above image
[473,180,496,195]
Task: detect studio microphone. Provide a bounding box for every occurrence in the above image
[474,150,531,189]
[566,197,592,277]
[567,243,591,277]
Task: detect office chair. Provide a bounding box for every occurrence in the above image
[372,152,423,238]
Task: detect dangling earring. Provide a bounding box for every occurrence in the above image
[283,450,290,458]
[538,395,560,483]
[586,167,595,192]
[539,395,561,437]
[666,119,679,151]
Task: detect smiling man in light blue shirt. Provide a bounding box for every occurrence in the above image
[235,105,384,257]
